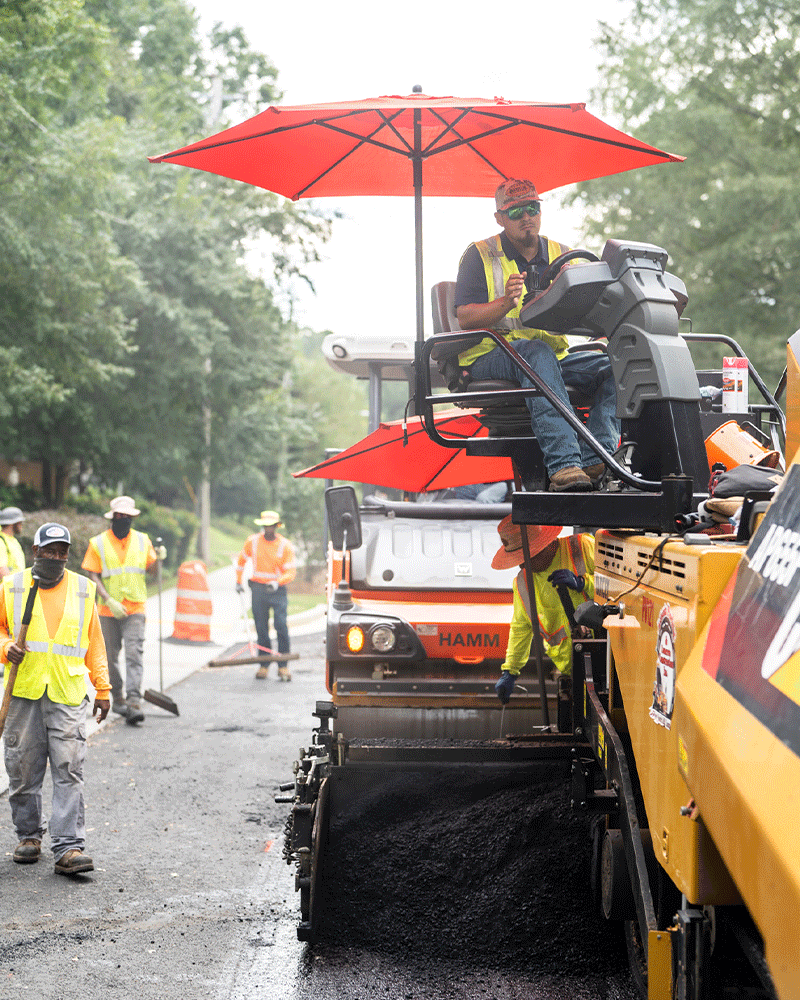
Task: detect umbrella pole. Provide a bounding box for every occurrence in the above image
[513,466,552,729]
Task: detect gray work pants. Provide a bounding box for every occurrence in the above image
[3,692,88,859]
[101,613,146,704]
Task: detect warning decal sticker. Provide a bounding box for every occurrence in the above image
[650,604,676,729]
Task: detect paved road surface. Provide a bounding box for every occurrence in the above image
[0,566,637,1000]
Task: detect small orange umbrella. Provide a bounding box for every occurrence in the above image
[293,409,513,493]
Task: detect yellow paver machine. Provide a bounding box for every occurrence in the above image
[281,240,797,999]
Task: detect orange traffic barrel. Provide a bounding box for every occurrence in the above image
[705,420,781,471]
[171,560,212,642]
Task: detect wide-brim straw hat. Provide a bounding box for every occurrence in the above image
[254,510,282,526]
[491,514,562,570]
[104,495,140,519]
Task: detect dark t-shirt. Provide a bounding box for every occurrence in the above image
[454,233,553,309]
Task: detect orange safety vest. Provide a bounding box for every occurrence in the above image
[237,533,297,587]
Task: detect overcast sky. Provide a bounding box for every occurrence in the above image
[186,0,631,341]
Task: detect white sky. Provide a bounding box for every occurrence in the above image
[188,0,630,340]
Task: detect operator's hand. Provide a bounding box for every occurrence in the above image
[93,698,110,723]
[106,598,128,620]
[235,582,245,594]
[503,271,527,312]
[155,545,167,561]
[267,581,279,592]
[5,642,26,667]
[494,670,516,705]
[548,569,585,592]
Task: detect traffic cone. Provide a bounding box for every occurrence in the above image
[170,560,212,643]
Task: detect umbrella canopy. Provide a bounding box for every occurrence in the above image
[149,92,684,341]
[293,409,513,493]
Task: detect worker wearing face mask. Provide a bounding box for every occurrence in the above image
[81,497,165,725]
[1,522,110,874]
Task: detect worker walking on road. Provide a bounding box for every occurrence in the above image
[236,511,296,681]
[1,522,110,875]
[0,507,27,578]
[491,515,595,704]
[81,496,164,725]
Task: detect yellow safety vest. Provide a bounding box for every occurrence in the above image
[92,529,149,606]
[0,533,25,573]
[458,234,571,367]
[514,534,595,676]
[3,569,95,705]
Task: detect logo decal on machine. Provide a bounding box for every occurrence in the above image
[650,604,676,729]
[701,465,800,757]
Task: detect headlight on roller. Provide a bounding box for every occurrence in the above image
[370,624,396,652]
[345,625,366,653]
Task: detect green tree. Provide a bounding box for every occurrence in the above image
[573,0,800,388]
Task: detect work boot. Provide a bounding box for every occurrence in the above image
[111,699,129,718]
[55,849,94,876]
[255,666,269,679]
[582,462,606,484]
[13,838,41,864]
[548,466,593,492]
[125,701,145,725]
[278,666,292,682]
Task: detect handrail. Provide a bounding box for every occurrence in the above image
[418,331,662,492]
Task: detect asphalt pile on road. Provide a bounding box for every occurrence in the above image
[319,762,629,979]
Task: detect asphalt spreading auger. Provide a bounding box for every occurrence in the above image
[280,240,797,1000]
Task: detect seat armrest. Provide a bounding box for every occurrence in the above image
[429,330,492,362]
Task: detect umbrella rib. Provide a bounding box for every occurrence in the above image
[419,447,465,492]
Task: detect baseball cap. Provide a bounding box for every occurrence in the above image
[33,522,71,548]
[495,179,542,212]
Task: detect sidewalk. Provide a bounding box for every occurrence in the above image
[0,562,326,796]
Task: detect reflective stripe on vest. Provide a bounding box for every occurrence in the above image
[458,235,571,367]
[4,569,94,703]
[95,529,148,604]
[515,535,590,647]
[250,535,289,583]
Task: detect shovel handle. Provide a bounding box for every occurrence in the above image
[0,580,39,740]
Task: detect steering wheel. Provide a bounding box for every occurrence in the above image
[539,250,600,290]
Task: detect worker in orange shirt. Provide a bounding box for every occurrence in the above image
[236,511,296,681]
[81,496,164,725]
[1,522,110,875]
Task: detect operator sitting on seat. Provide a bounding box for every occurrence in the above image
[454,179,620,492]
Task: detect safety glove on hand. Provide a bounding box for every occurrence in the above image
[155,545,167,561]
[235,583,245,594]
[106,598,127,620]
[267,581,279,592]
[494,670,516,704]
[547,569,585,592]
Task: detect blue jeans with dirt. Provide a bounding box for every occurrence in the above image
[250,582,290,666]
[468,341,619,475]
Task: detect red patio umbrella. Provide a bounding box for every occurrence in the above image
[292,409,513,493]
[149,91,684,342]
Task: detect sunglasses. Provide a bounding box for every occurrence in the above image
[503,201,541,220]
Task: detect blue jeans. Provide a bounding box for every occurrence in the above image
[250,583,290,665]
[468,340,620,475]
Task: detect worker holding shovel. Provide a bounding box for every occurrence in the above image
[0,523,110,875]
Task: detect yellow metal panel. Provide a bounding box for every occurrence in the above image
[647,929,674,1000]
[597,532,742,902]
[786,331,800,465]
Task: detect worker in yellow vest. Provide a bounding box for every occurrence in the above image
[0,507,27,578]
[454,178,620,492]
[491,515,595,704]
[235,511,296,681]
[1,522,110,875]
[81,496,164,725]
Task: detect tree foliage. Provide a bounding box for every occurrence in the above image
[573,0,800,388]
[1,0,345,529]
